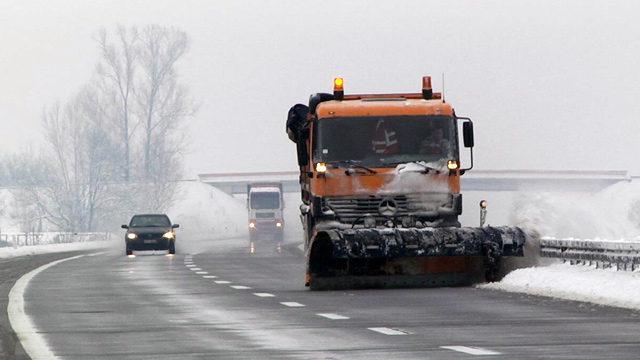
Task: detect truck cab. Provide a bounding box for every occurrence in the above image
[247,183,285,241]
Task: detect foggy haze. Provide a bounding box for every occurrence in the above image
[1,0,640,177]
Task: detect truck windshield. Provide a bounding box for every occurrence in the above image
[314,115,456,167]
[250,193,280,210]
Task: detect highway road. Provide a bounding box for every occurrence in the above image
[4,237,640,359]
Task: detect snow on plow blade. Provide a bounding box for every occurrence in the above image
[307,226,525,290]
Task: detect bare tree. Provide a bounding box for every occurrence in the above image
[6,25,197,234]
[33,88,122,232]
[137,25,195,179]
[96,26,138,182]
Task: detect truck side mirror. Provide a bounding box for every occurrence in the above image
[286,104,309,142]
[463,121,474,148]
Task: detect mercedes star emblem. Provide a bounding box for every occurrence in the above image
[378,199,398,217]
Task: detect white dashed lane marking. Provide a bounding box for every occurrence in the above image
[441,346,501,356]
[230,285,251,290]
[202,275,218,279]
[280,302,305,307]
[368,327,410,335]
[195,271,208,275]
[185,265,196,267]
[253,293,275,297]
[317,313,349,320]
[214,281,231,284]
[189,268,202,271]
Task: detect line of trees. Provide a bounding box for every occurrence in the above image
[1,25,196,233]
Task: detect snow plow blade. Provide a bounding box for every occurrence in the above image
[307,226,525,290]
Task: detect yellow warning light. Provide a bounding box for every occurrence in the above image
[480,200,488,209]
[315,162,327,172]
[276,221,282,227]
[447,160,459,170]
[334,77,344,89]
[249,222,256,229]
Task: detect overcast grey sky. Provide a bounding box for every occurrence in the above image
[1,0,640,177]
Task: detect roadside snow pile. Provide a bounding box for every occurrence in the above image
[0,240,115,260]
[510,181,640,240]
[166,181,247,243]
[480,263,640,311]
[485,180,640,310]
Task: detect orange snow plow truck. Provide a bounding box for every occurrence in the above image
[286,77,525,290]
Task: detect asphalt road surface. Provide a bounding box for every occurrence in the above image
[4,236,640,359]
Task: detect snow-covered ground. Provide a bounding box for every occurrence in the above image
[483,180,640,311]
[3,180,640,311]
[0,240,115,260]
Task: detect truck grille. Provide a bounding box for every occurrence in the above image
[324,194,448,223]
[255,212,275,219]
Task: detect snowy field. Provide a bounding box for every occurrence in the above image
[3,180,640,311]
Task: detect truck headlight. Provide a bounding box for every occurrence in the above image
[127,233,137,240]
[315,162,327,172]
[163,231,174,239]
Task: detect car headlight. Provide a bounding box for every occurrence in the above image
[163,231,174,239]
[127,233,137,240]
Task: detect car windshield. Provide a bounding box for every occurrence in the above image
[250,192,280,210]
[314,115,456,168]
[130,215,171,227]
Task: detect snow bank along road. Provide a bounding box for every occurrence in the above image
[5,238,640,360]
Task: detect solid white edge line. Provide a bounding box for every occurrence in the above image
[441,346,501,355]
[88,251,107,257]
[317,313,349,320]
[367,327,409,335]
[8,254,85,360]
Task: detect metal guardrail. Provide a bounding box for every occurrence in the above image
[540,238,640,271]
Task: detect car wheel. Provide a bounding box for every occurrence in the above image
[168,241,175,255]
[126,246,133,256]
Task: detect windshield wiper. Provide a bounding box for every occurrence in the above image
[382,161,441,174]
[329,160,377,174]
